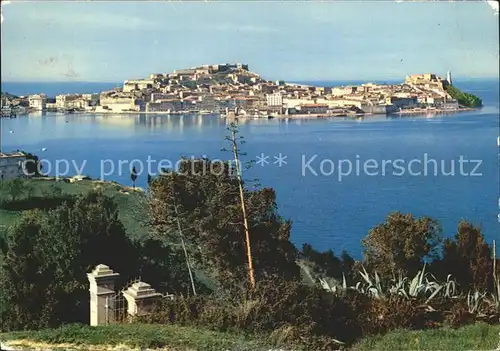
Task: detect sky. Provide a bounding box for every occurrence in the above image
[1,1,499,82]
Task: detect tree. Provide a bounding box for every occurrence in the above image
[0,191,139,331]
[148,158,300,288]
[135,237,197,296]
[41,183,63,198]
[25,183,34,199]
[438,221,493,291]
[22,152,43,177]
[147,173,153,186]
[362,212,442,278]
[130,166,138,188]
[6,178,25,201]
[226,122,255,289]
[172,196,197,295]
[300,244,356,282]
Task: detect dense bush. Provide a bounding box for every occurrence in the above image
[145,278,359,348]
[301,243,355,281]
[0,195,75,211]
[437,221,495,292]
[135,238,207,295]
[352,294,428,334]
[362,212,442,279]
[0,178,26,202]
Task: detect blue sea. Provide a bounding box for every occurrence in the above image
[1,79,499,257]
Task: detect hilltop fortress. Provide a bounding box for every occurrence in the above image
[405,72,451,90]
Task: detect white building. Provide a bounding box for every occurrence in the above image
[283,98,316,108]
[28,94,47,111]
[330,87,357,96]
[0,152,28,181]
[82,93,100,106]
[266,92,283,107]
[46,102,57,110]
[123,79,157,93]
[56,94,79,109]
[150,93,176,102]
[98,95,145,113]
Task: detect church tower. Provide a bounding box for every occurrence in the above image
[446,70,452,86]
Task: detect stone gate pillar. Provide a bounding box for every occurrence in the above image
[87,264,120,326]
[123,281,162,319]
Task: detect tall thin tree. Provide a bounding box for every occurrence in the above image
[224,122,255,289]
[169,175,197,295]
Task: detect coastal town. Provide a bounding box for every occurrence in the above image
[1,63,472,119]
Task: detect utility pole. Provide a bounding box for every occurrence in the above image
[229,123,255,289]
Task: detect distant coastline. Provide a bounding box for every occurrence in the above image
[0,66,488,120]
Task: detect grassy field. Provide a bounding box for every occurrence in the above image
[0,178,149,240]
[353,323,500,350]
[0,323,273,351]
[2,322,499,350]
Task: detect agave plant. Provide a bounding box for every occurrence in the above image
[356,266,386,299]
[442,274,458,298]
[318,274,347,294]
[467,290,487,314]
[409,264,428,297]
[484,280,500,311]
[318,263,461,306]
[359,264,460,304]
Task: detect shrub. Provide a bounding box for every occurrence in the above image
[300,243,355,281]
[362,212,442,279]
[146,278,361,348]
[437,221,494,292]
[0,195,75,211]
[444,299,475,328]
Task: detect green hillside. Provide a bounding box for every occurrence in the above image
[0,178,148,240]
[444,85,483,108]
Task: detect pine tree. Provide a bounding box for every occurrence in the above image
[130,166,138,188]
